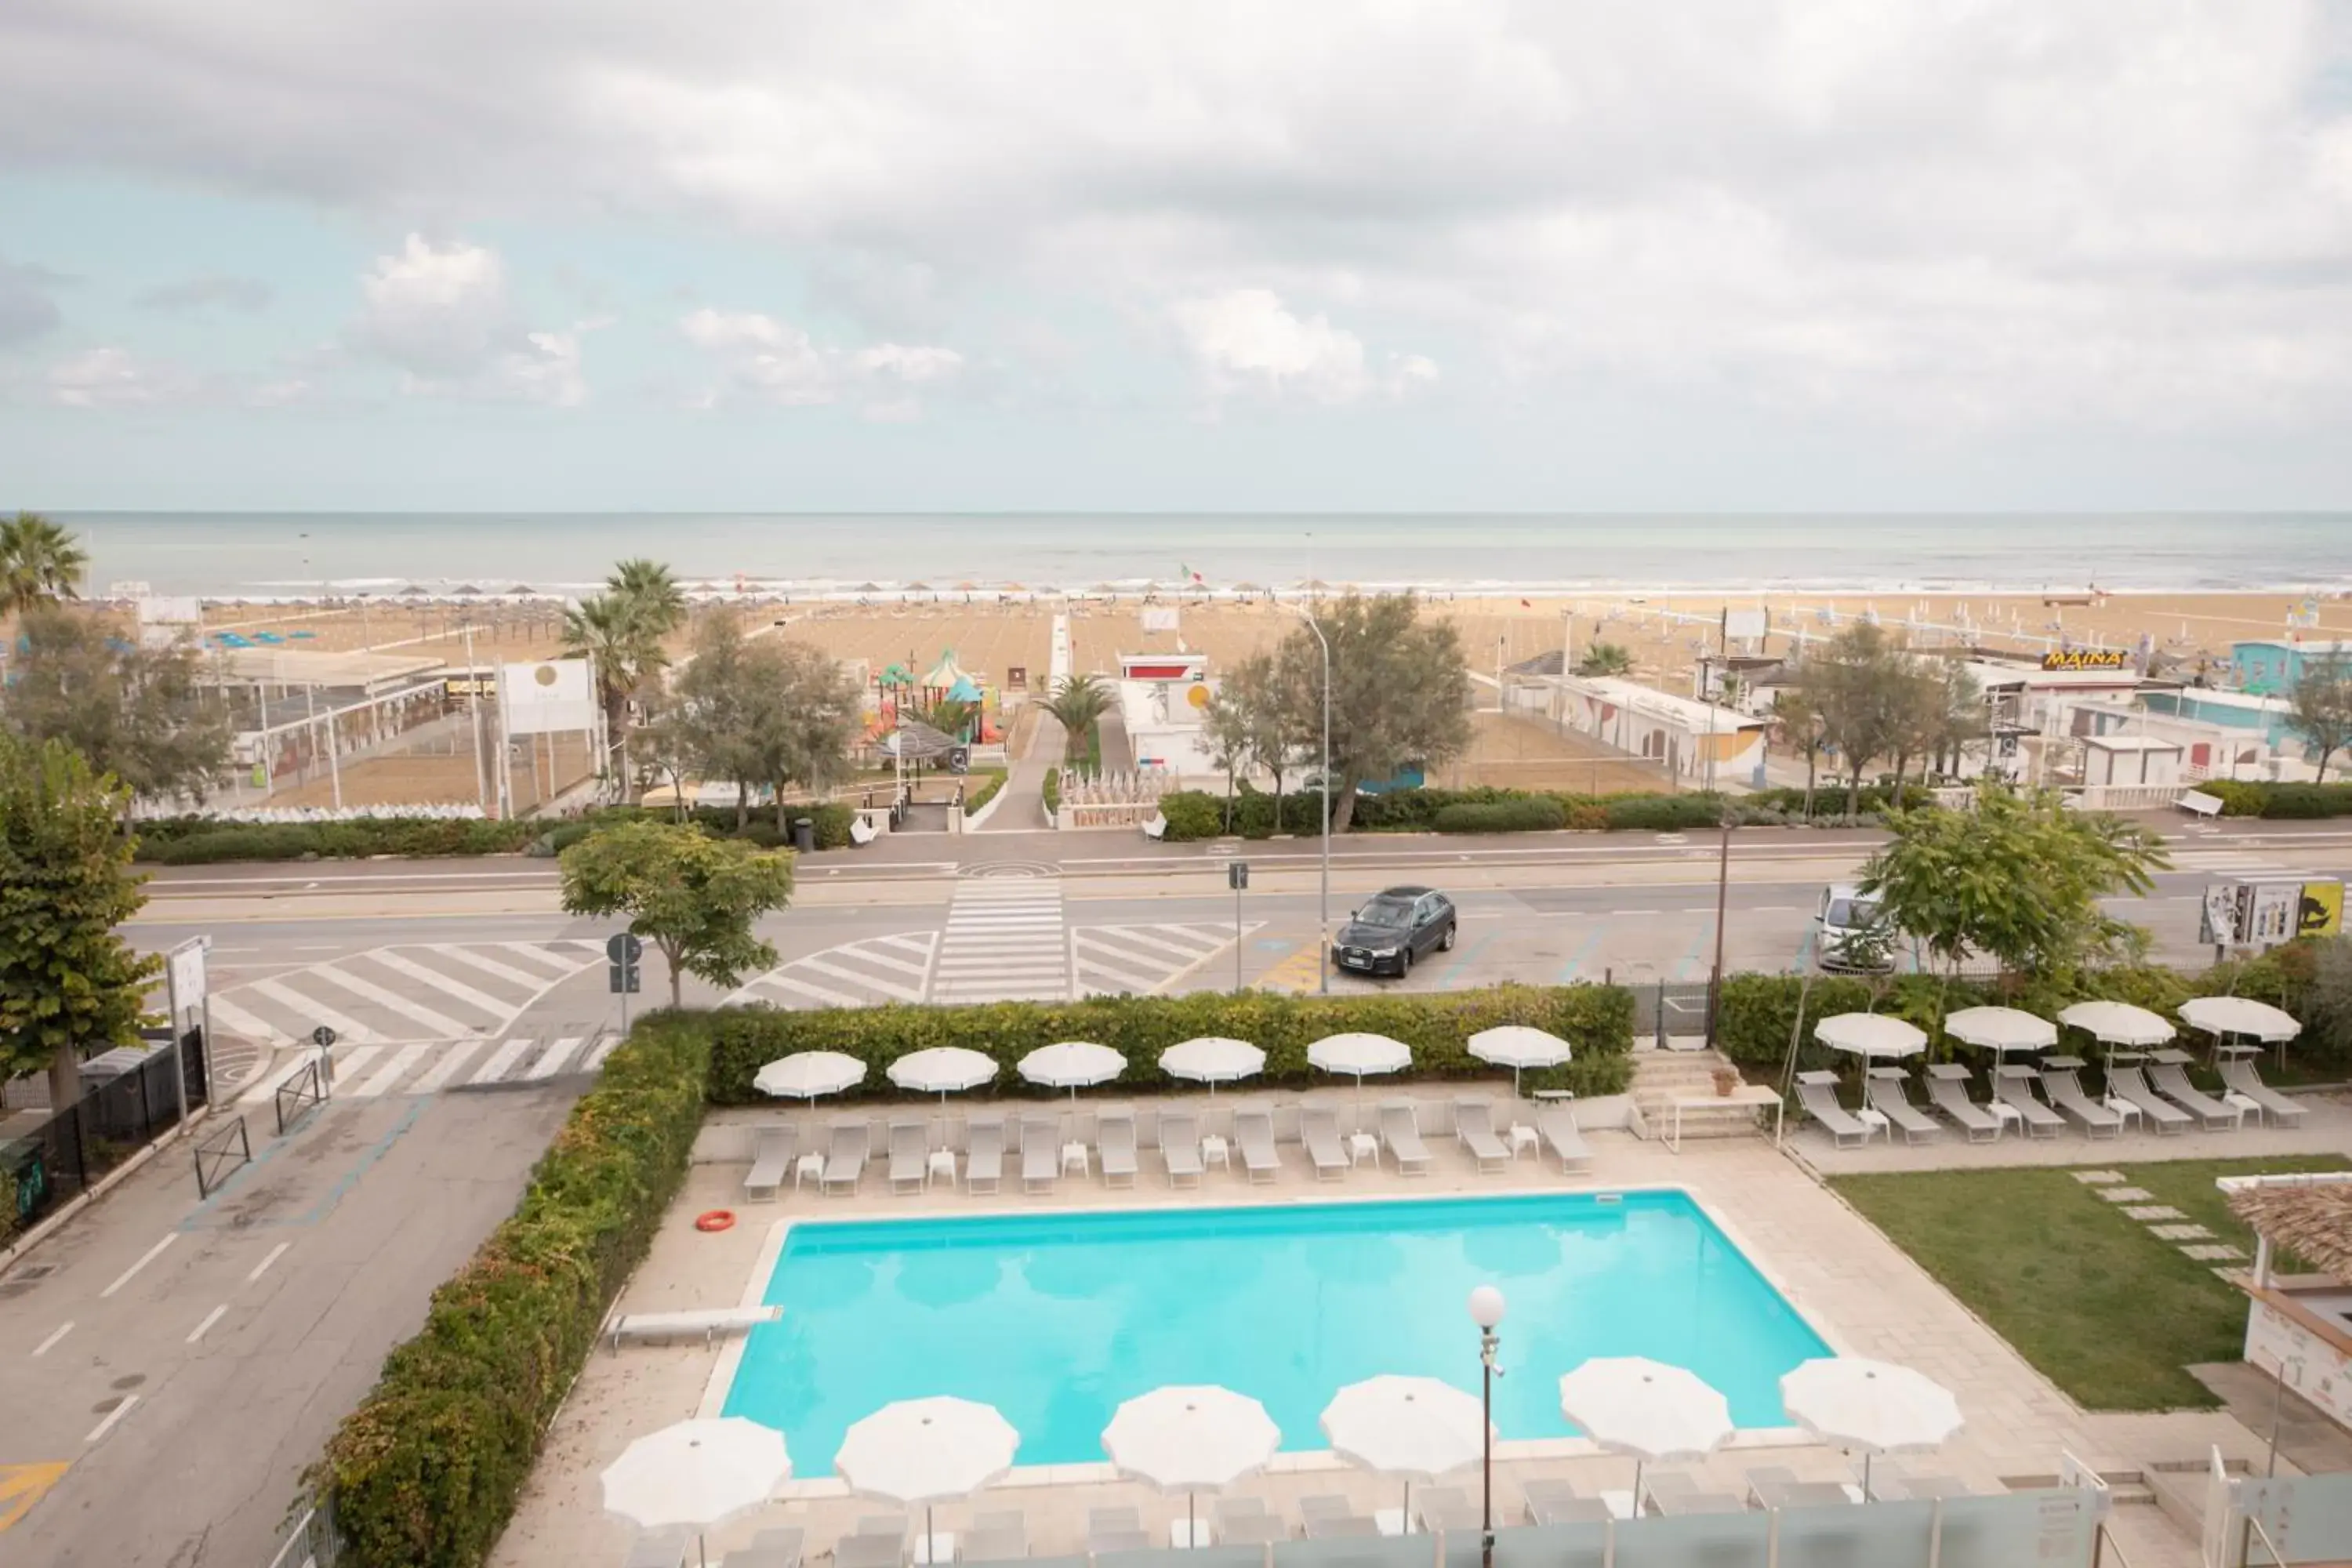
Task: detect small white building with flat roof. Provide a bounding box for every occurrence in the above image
[1555,675,1766,789]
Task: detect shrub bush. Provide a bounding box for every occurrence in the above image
[136,817,543,864]
[2198,779,2268,816]
[1156,791,1226,840]
[707,983,1638,1102]
[1433,798,1567,833]
[963,768,1008,814]
[2255,783,2352,819]
[1600,793,1728,831]
[316,1014,709,1568]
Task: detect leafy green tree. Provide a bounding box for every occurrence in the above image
[0,607,232,807]
[1857,782,2169,1008]
[1576,641,1635,677]
[736,638,863,832]
[0,511,87,616]
[2288,653,2352,782]
[1796,622,1910,817]
[558,820,794,1007]
[0,735,161,1109]
[1283,592,1472,832]
[1768,688,1827,818]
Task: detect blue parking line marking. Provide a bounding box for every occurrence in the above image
[1438,931,1501,989]
[1789,925,1817,975]
[181,1098,427,1232]
[1669,917,1715,982]
[1557,921,1610,983]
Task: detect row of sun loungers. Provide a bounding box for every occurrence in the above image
[742,1098,1595,1200]
[643,1465,1986,1566]
[1800,1051,2307,1149]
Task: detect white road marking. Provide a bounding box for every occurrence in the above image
[429,944,559,989]
[469,1037,535,1084]
[409,1040,488,1094]
[796,956,924,1001]
[187,1305,229,1344]
[367,950,518,1016]
[523,1037,585,1080]
[205,995,295,1049]
[31,1322,73,1358]
[85,1396,140,1444]
[238,1051,321,1107]
[330,1046,383,1086]
[351,1042,434,1098]
[100,1235,178,1299]
[247,1243,291,1283]
[500,942,593,975]
[307,963,473,1037]
[581,1035,621,1070]
[246,979,385,1045]
[760,975,868,1008]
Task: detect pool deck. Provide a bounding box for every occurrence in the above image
[487,1095,2300,1568]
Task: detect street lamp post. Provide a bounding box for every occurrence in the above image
[1468,1285,1507,1568]
[1283,602,1335,995]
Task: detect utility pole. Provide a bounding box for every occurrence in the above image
[1708,813,1732,1046]
[463,621,491,815]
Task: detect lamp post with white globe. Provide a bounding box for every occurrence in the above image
[1468,1284,1507,1568]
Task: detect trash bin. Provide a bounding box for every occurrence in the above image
[793,816,816,852]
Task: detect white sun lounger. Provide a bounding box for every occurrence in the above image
[822,1119,870,1193]
[1300,1105,1348,1180]
[2220,1052,2308,1127]
[1453,1098,1512,1173]
[1098,1106,1140,1188]
[1992,1065,2065,1138]
[965,1114,1005,1195]
[608,1305,782,1352]
[2107,1062,2192,1135]
[887,1119,928,1193]
[2148,1050,2241,1131]
[744,1123,798,1201]
[1923,1065,2001,1142]
[1159,1109,1205,1186]
[1020,1116,1061,1192]
[1379,1100,1432,1174]
[1233,1106,1280,1182]
[1537,1106,1592,1172]
[730,1526,805,1568]
[1864,1069,1942,1144]
[1795,1071,1871,1149]
[624,1526,693,1568]
[2037,1057,2124,1138]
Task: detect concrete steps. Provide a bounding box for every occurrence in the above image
[1629,1048,1771,1141]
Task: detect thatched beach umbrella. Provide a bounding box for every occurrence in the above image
[2226,1181,2352,1280]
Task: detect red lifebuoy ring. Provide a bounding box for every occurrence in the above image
[695,1210,736,1232]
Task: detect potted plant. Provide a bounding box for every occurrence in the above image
[1711,1064,1740,1097]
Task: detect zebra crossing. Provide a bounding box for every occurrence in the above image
[207,940,605,1051]
[728,932,940,1008]
[1073,922,1261,996]
[933,879,1068,1003]
[2169,848,2297,875]
[238,1033,622,1106]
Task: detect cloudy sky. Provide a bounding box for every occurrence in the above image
[2,2,2349,511]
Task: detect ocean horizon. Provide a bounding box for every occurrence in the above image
[52,510,2352,599]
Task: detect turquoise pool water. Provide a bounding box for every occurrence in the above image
[723,1191,1828,1466]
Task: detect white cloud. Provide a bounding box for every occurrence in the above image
[1170,289,1435,405]
[680,307,962,417]
[349,234,588,405]
[136,273,273,314]
[49,346,198,408]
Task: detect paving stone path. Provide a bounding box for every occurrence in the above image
[2075,1167,2246,1269]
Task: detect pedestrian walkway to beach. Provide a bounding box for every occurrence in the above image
[973,703,1065,833]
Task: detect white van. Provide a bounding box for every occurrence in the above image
[1816,884,1893,972]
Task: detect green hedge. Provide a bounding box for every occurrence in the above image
[2187,780,2352,819]
[315,1014,710,1568]
[1434,798,1566,833]
[134,817,543,864]
[963,768,1008,814]
[706,983,1638,1103]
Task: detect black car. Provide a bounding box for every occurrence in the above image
[1331,886,1457,978]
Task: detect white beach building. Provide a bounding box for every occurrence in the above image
[1554,674,1768,789]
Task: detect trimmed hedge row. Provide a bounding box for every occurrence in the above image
[315,1014,710,1568]
[1434,798,1566,833]
[134,817,543,864]
[2200,780,2352,819]
[706,983,1639,1103]
[1155,786,1739,840]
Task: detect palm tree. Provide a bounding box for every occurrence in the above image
[0,512,88,616]
[608,558,687,636]
[1576,641,1634,677]
[562,591,669,786]
[1043,674,1112,769]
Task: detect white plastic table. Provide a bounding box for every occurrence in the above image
[927,1149,958,1189]
[793,1152,826,1190]
[2104,1098,2142,1133]
[1989,1102,2021,1138]
[1061,1142,1090,1176]
[1855,1107,1891,1142]
[1346,1131,1380,1166]
[1200,1133,1230,1171]
[2224,1091,2263,1128]
[1506,1123,1540,1160]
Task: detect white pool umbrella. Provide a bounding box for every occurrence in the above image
[1160,1036,1265,1096]
[1467,1026,1573,1094]
[1103,1385,1280,1548]
[1815,1014,1927,1059]
[1941,1006,2058,1057]
[602,1417,789,1567]
[1780,1358,1963,1494]
[836,1396,1020,1563]
[2056,1000,2174,1049]
[888,1047,1001,1145]
[1018,1041,1127,1102]
[1320,1375,1490,1531]
[1309,1033,1414,1126]
[753,1051,866,1101]
[2180,996,2301,1044]
[1558,1358,1733,1505]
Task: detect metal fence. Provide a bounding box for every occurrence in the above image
[2,1040,202,1244]
[263,1486,345,1568]
[1629,979,1717,1046]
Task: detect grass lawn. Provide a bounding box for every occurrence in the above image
[1831,1154,2348,1411]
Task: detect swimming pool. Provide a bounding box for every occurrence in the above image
[723,1191,1829,1467]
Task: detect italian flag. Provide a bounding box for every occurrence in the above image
[1182,563,1204,584]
